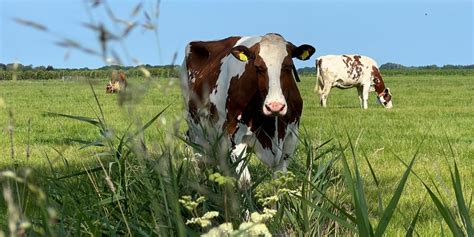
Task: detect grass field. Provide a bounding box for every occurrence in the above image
[1,74,473,235]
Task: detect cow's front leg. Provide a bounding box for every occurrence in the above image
[231,143,251,189]
[361,84,370,109]
[357,86,364,109]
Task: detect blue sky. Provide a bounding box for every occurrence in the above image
[1,0,472,69]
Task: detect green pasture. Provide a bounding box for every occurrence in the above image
[0,74,472,235]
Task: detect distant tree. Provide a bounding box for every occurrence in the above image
[442,64,474,69]
[0,63,6,71]
[420,64,438,69]
[380,63,406,70]
[23,64,33,70]
[7,63,24,70]
[34,66,46,70]
[297,66,316,75]
[46,65,54,71]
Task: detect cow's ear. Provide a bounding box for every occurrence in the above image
[384,88,391,95]
[293,44,316,61]
[231,45,253,62]
[188,42,210,60]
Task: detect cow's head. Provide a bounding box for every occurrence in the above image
[371,66,392,109]
[376,88,393,109]
[230,34,315,116]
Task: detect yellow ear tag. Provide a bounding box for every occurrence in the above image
[301,50,310,60]
[239,52,248,62]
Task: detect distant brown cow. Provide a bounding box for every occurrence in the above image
[106,71,126,93]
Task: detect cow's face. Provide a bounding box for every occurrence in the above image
[377,88,393,109]
[230,34,315,117]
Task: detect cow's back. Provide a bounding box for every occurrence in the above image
[318,55,378,73]
[318,54,378,87]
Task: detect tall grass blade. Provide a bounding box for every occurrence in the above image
[445,134,474,235]
[340,148,372,236]
[44,112,100,127]
[423,183,464,236]
[132,103,172,138]
[292,194,356,232]
[56,166,102,180]
[375,153,417,236]
[451,160,473,235]
[14,18,49,31]
[305,180,357,223]
[353,162,373,237]
[405,201,423,237]
[88,81,107,128]
[441,221,446,237]
[364,154,384,217]
[66,139,105,149]
[344,134,373,237]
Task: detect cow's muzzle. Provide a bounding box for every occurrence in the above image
[264,102,286,116]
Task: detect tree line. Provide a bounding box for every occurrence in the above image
[1,62,473,80]
[298,63,474,76]
[0,63,180,80]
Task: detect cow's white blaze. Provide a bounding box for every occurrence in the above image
[259,35,288,116]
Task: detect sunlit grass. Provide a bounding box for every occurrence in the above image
[0,74,473,235]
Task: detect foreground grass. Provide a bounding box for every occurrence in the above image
[0,75,473,235]
[300,74,474,235]
[0,78,183,168]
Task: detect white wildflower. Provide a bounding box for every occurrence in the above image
[1,171,16,179]
[250,208,277,223]
[238,222,271,236]
[186,211,219,228]
[179,195,206,212]
[202,211,219,219]
[105,176,116,193]
[209,172,236,186]
[201,223,233,237]
[259,195,279,207]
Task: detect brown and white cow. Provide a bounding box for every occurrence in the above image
[314,55,392,109]
[106,71,126,93]
[181,33,315,187]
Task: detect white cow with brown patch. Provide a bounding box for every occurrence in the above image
[314,55,392,109]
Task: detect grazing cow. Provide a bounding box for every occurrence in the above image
[106,71,126,93]
[181,33,315,187]
[314,55,392,109]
